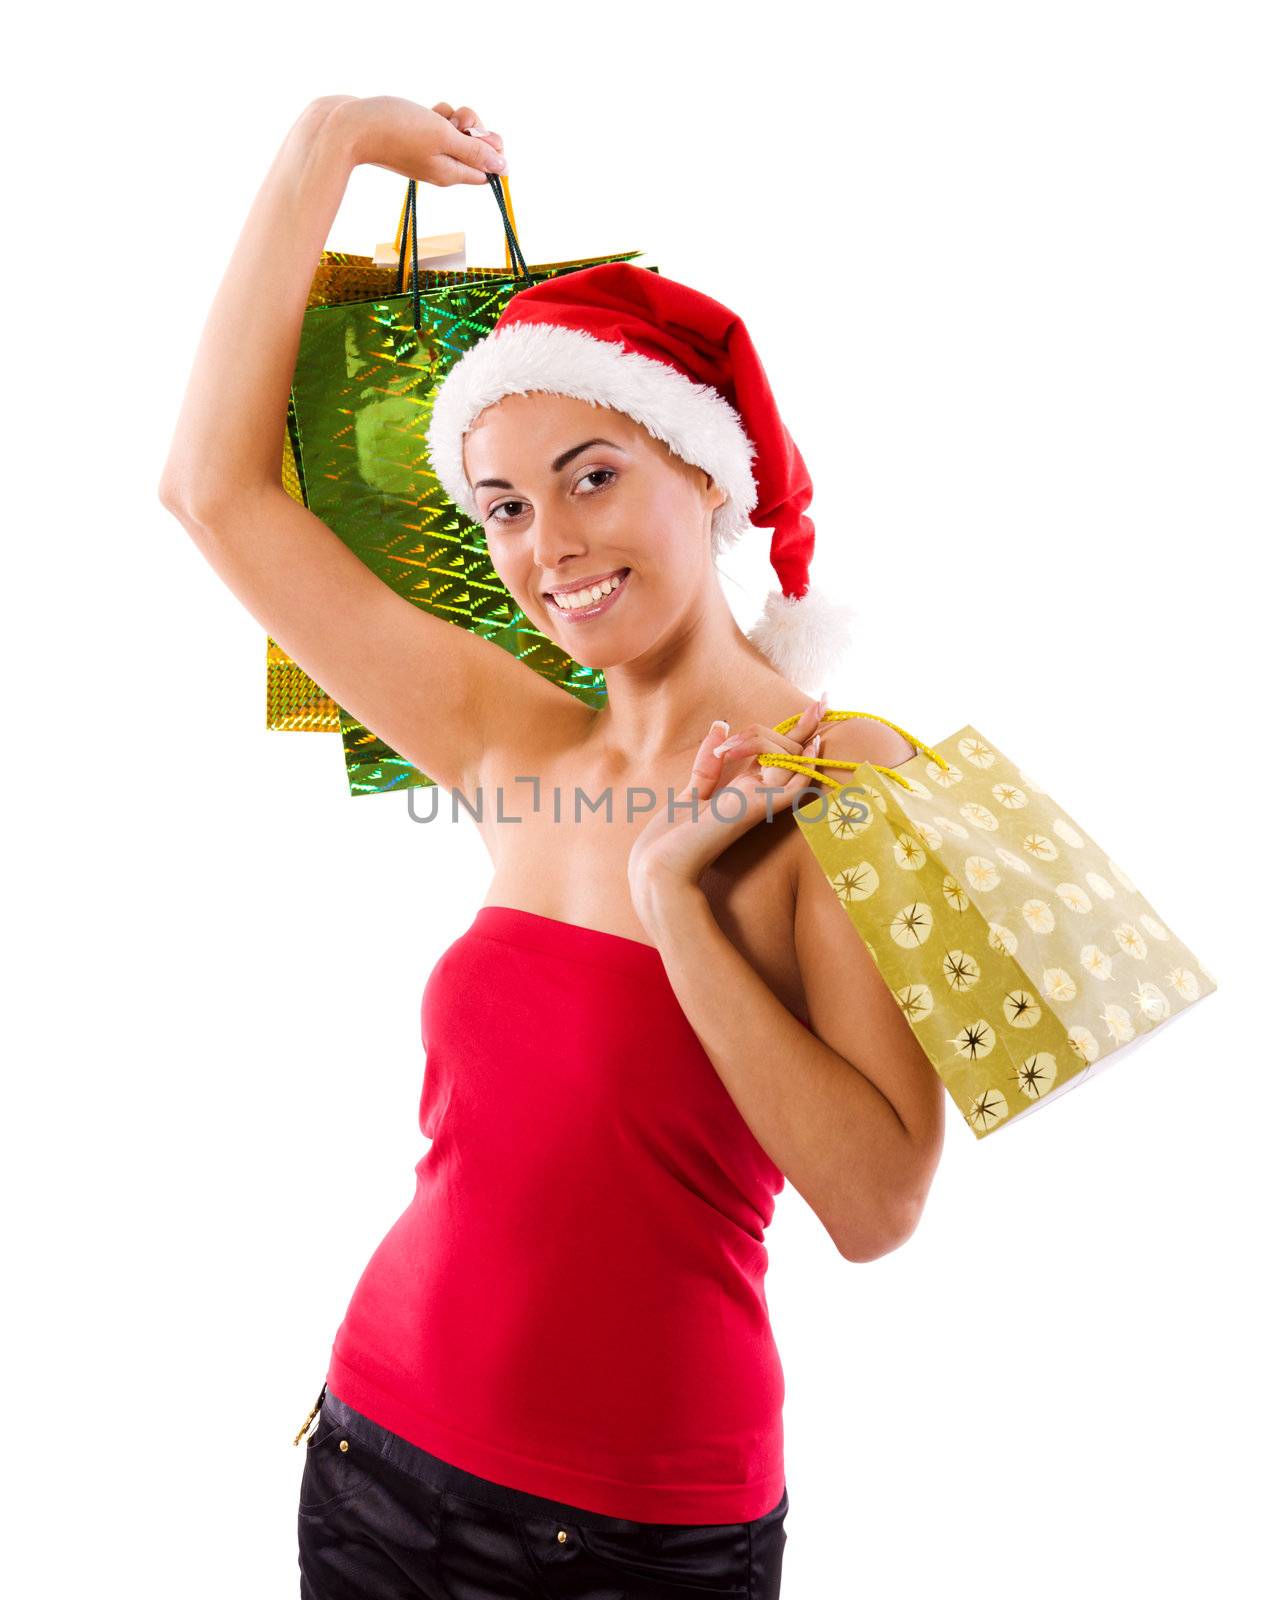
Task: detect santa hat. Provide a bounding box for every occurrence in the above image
[425,261,854,689]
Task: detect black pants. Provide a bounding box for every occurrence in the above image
[298,1387,789,1598]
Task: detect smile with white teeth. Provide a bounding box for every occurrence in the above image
[546,568,631,617]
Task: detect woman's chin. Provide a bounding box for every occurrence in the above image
[539,578,646,668]
[543,626,652,675]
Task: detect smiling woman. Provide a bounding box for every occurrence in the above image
[426,263,859,689]
[158,90,943,1600]
[470,428,641,616]
[461,395,731,656]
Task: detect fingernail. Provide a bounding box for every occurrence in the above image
[490,155,507,172]
[806,733,822,755]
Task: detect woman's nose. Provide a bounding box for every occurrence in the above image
[530,513,588,569]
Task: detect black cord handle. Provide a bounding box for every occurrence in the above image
[396,171,533,331]
[486,174,531,281]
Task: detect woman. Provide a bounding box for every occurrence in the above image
[159,93,946,1600]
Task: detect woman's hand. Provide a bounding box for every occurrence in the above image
[628,697,829,938]
[328,94,507,187]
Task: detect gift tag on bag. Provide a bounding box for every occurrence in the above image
[373,230,466,270]
[786,714,1218,1140]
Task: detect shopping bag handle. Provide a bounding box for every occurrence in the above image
[758,709,950,794]
[394,173,532,330]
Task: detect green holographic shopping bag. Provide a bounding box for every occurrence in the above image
[771,711,1218,1142]
[269,174,648,795]
[269,181,507,736]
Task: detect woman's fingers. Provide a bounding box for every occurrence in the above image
[639,720,820,877]
[709,708,832,787]
[713,726,781,757]
[671,700,833,814]
[436,119,506,178]
[674,721,729,799]
[336,97,505,187]
[446,104,505,154]
[713,694,827,757]
[767,697,828,781]
[792,693,829,741]
[423,101,506,176]
[750,737,822,812]
[424,152,495,188]
[712,723,804,761]
[465,127,506,162]
[451,107,505,153]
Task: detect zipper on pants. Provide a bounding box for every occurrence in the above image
[293,1381,328,1446]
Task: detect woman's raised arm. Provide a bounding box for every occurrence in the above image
[159,96,505,509]
[157,97,562,796]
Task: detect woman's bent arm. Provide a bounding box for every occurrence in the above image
[157,98,561,794]
[641,876,944,1263]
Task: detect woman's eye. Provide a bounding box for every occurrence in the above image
[488,470,615,525]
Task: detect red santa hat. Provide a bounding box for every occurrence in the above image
[425,261,854,688]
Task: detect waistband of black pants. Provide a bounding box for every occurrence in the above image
[319,1388,787,1533]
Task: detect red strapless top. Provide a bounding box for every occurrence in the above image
[326,904,788,1523]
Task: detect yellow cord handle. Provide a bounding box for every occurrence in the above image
[757,709,948,794]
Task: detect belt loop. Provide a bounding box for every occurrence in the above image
[292,1381,328,1446]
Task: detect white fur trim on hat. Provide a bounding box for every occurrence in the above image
[745,587,857,691]
[425,322,759,554]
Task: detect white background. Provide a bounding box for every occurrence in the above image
[6,3,1264,1595]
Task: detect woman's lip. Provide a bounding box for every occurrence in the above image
[546,571,630,621]
[547,566,629,597]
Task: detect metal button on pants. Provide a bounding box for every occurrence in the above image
[298,1387,789,1598]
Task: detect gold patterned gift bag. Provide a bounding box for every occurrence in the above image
[773,711,1218,1141]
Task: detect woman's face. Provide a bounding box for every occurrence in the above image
[461,392,726,670]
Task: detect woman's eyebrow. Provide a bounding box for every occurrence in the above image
[472,438,627,492]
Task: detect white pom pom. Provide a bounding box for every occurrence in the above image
[745,587,856,690]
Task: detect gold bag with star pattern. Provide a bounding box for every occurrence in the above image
[785,713,1218,1141]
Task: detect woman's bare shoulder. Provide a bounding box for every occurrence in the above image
[816,713,919,776]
